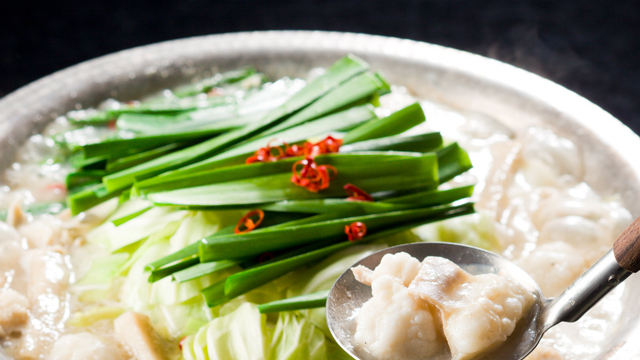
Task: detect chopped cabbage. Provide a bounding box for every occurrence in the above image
[182,303,269,360]
[67,306,126,327]
[268,311,327,360]
[73,208,240,339]
[182,302,343,360]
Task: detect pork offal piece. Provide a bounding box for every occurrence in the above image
[409,257,535,360]
[354,275,444,360]
[351,252,421,287]
[49,332,125,360]
[352,253,534,360]
[19,247,71,360]
[0,288,29,337]
[114,311,174,360]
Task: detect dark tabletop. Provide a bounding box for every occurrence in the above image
[2,0,639,134]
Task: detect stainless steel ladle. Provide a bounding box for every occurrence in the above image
[327,216,640,360]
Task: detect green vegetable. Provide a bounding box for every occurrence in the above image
[115,111,262,134]
[66,170,105,192]
[105,143,185,173]
[101,55,370,192]
[437,142,472,183]
[108,95,236,117]
[80,126,224,159]
[258,290,329,314]
[147,154,437,208]
[262,185,474,214]
[342,102,425,144]
[172,260,239,283]
[144,212,309,272]
[260,71,389,136]
[67,183,125,215]
[172,67,258,98]
[169,104,377,176]
[202,202,473,306]
[199,203,473,263]
[182,302,333,360]
[340,132,443,153]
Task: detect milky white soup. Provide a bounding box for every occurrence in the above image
[0,69,632,360]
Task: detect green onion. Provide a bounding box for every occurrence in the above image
[70,154,108,171]
[111,206,152,226]
[260,72,390,136]
[80,126,226,159]
[198,203,471,262]
[437,142,473,183]
[341,133,443,153]
[342,102,425,144]
[67,184,125,215]
[116,111,263,134]
[144,211,309,272]
[109,95,236,116]
[172,260,239,283]
[147,154,437,208]
[262,185,474,214]
[169,105,377,176]
[202,202,473,306]
[105,143,184,173]
[148,257,200,282]
[66,170,105,192]
[101,55,370,192]
[172,67,258,98]
[257,290,329,313]
[223,241,354,299]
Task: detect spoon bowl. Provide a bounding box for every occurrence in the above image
[327,212,640,360]
[326,242,545,360]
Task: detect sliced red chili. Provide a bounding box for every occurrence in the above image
[234,209,265,234]
[245,139,287,164]
[284,142,303,158]
[345,221,367,241]
[343,183,373,202]
[291,158,337,192]
[303,135,343,158]
[247,136,343,164]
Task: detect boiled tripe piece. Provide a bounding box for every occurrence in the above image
[0,288,29,338]
[354,275,444,360]
[351,253,444,360]
[114,311,173,360]
[48,332,125,360]
[409,256,535,360]
[352,252,534,360]
[351,251,420,287]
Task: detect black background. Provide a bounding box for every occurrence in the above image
[2,0,639,134]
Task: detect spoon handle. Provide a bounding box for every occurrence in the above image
[613,215,640,272]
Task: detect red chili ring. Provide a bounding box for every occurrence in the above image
[344,183,373,202]
[345,221,367,241]
[234,209,265,234]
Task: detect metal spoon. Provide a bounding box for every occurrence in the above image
[327,216,640,360]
